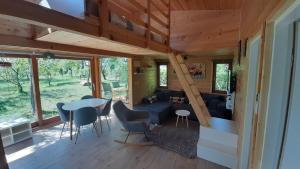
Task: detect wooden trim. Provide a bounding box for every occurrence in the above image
[0,133,8,169]
[31,57,43,126]
[212,59,233,94]
[0,35,138,58]
[90,58,97,97]
[0,0,99,37]
[161,0,169,8]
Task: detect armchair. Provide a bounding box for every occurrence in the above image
[113,100,152,146]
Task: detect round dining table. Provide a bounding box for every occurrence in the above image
[62,98,107,140]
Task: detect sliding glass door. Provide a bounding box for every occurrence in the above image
[100,57,128,103]
[0,57,37,122]
[38,58,92,119]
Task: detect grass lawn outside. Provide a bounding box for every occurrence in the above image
[0,77,92,123]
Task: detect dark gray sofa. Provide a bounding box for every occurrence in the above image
[133,89,232,124]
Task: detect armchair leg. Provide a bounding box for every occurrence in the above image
[60,122,66,139]
[105,116,110,130]
[124,132,130,143]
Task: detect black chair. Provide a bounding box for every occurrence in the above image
[81,95,95,100]
[74,107,99,144]
[113,101,152,146]
[102,82,113,98]
[97,99,112,132]
[56,102,70,139]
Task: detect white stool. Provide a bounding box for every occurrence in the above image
[175,110,190,128]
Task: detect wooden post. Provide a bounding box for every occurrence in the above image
[31,57,43,126]
[98,0,109,37]
[91,56,101,98]
[146,0,151,47]
[167,0,171,48]
[0,133,9,169]
[127,58,133,109]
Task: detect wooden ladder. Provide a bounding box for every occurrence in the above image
[168,53,211,127]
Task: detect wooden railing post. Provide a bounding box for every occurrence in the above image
[0,133,9,169]
[146,0,151,47]
[167,0,171,49]
[98,0,109,37]
[31,57,43,126]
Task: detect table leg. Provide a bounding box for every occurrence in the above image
[186,116,189,128]
[70,111,73,140]
[176,116,179,127]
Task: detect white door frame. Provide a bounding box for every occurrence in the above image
[239,34,261,169]
[260,2,300,169]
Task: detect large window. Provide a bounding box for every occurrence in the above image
[213,60,232,93]
[158,64,168,88]
[0,57,37,122]
[100,57,128,103]
[38,58,92,119]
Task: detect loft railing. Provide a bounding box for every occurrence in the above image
[85,0,171,52]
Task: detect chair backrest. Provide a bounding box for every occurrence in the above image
[102,82,112,92]
[74,107,97,126]
[111,81,120,88]
[101,99,112,116]
[113,100,131,123]
[56,102,70,122]
[81,95,95,100]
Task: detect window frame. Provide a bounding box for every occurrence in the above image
[212,59,233,94]
[157,63,168,88]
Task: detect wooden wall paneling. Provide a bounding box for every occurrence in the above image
[0,133,9,169]
[31,57,43,126]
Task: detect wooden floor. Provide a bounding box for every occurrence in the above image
[4,112,227,169]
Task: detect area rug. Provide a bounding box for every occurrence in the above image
[147,119,199,159]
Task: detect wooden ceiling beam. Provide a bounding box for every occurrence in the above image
[0,0,99,37]
[0,35,137,58]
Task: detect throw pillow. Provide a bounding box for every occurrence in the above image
[170,96,185,104]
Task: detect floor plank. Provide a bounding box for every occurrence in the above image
[4,112,227,169]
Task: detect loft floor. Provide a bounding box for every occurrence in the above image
[4,111,227,169]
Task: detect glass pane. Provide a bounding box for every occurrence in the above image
[159,65,167,87]
[0,57,37,123]
[100,57,128,103]
[215,63,229,91]
[38,58,92,119]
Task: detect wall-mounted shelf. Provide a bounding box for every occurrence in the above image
[0,118,32,147]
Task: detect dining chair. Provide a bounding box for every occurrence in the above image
[81,95,95,100]
[97,99,112,132]
[73,107,99,144]
[56,102,70,139]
